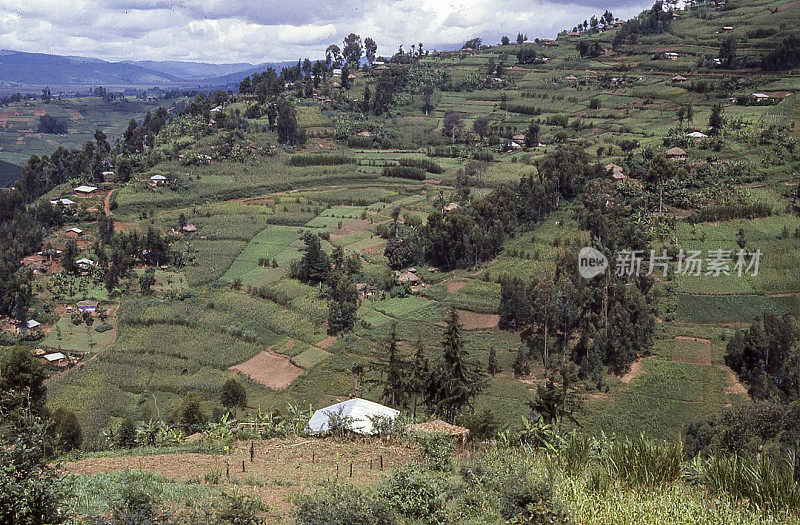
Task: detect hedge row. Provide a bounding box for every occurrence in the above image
[288,154,354,167]
[398,158,444,174]
[382,166,426,181]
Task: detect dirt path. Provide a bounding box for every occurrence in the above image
[103,188,116,216]
[620,358,648,384]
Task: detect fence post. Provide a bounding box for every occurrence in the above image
[250,441,254,462]
[380,454,383,470]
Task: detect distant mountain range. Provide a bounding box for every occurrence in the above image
[0,50,294,89]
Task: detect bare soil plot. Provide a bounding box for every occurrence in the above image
[330,218,371,238]
[456,309,499,330]
[229,351,303,390]
[447,280,468,293]
[64,438,417,517]
[315,335,337,349]
[673,336,712,365]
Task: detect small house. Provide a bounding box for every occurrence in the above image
[181,223,198,233]
[150,174,168,187]
[65,227,83,237]
[75,257,96,270]
[664,52,679,61]
[332,68,342,76]
[74,185,98,194]
[356,130,373,138]
[507,141,523,150]
[443,202,460,212]
[752,93,770,102]
[77,300,99,312]
[564,74,578,82]
[665,147,687,160]
[687,131,708,140]
[39,248,61,261]
[605,163,626,181]
[671,75,688,83]
[50,197,76,206]
[721,26,734,31]
[210,105,223,113]
[43,352,67,366]
[396,270,420,284]
[512,133,526,142]
[24,319,41,331]
[102,171,116,182]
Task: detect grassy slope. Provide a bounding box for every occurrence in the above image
[35,0,800,459]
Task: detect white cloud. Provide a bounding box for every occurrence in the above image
[0,0,653,63]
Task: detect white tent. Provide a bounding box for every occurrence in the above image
[306,398,399,435]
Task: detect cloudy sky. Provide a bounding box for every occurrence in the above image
[0,0,654,64]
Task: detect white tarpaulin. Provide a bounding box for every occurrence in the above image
[306,398,399,435]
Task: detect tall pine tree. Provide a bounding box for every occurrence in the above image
[425,309,485,421]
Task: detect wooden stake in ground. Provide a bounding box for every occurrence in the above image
[250,441,254,462]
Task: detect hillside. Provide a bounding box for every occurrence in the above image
[2,0,800,521]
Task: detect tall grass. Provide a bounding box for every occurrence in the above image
[597,435,684,488]
[688,451,800,511]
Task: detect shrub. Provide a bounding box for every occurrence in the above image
[221,378,247,410]
[382,166,426,181]
[416,434,454,472]
[397,158,444,174]
[216,491,266,524]
[381,466,449,524]
[294,483,397,525]
[459,457,569,522]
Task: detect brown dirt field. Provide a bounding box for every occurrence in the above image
[673,336,712,365]
[330,218,371,239]
[230,351,303,390]
[311,137,336,149]
[315,335,337,350]
[113,221,141,233]
[421,178,442,184]
[447,280,467,293]
[620,358,648,384]
[67,109,84,120]
[63,438,417,519]
[456,309,499,330]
